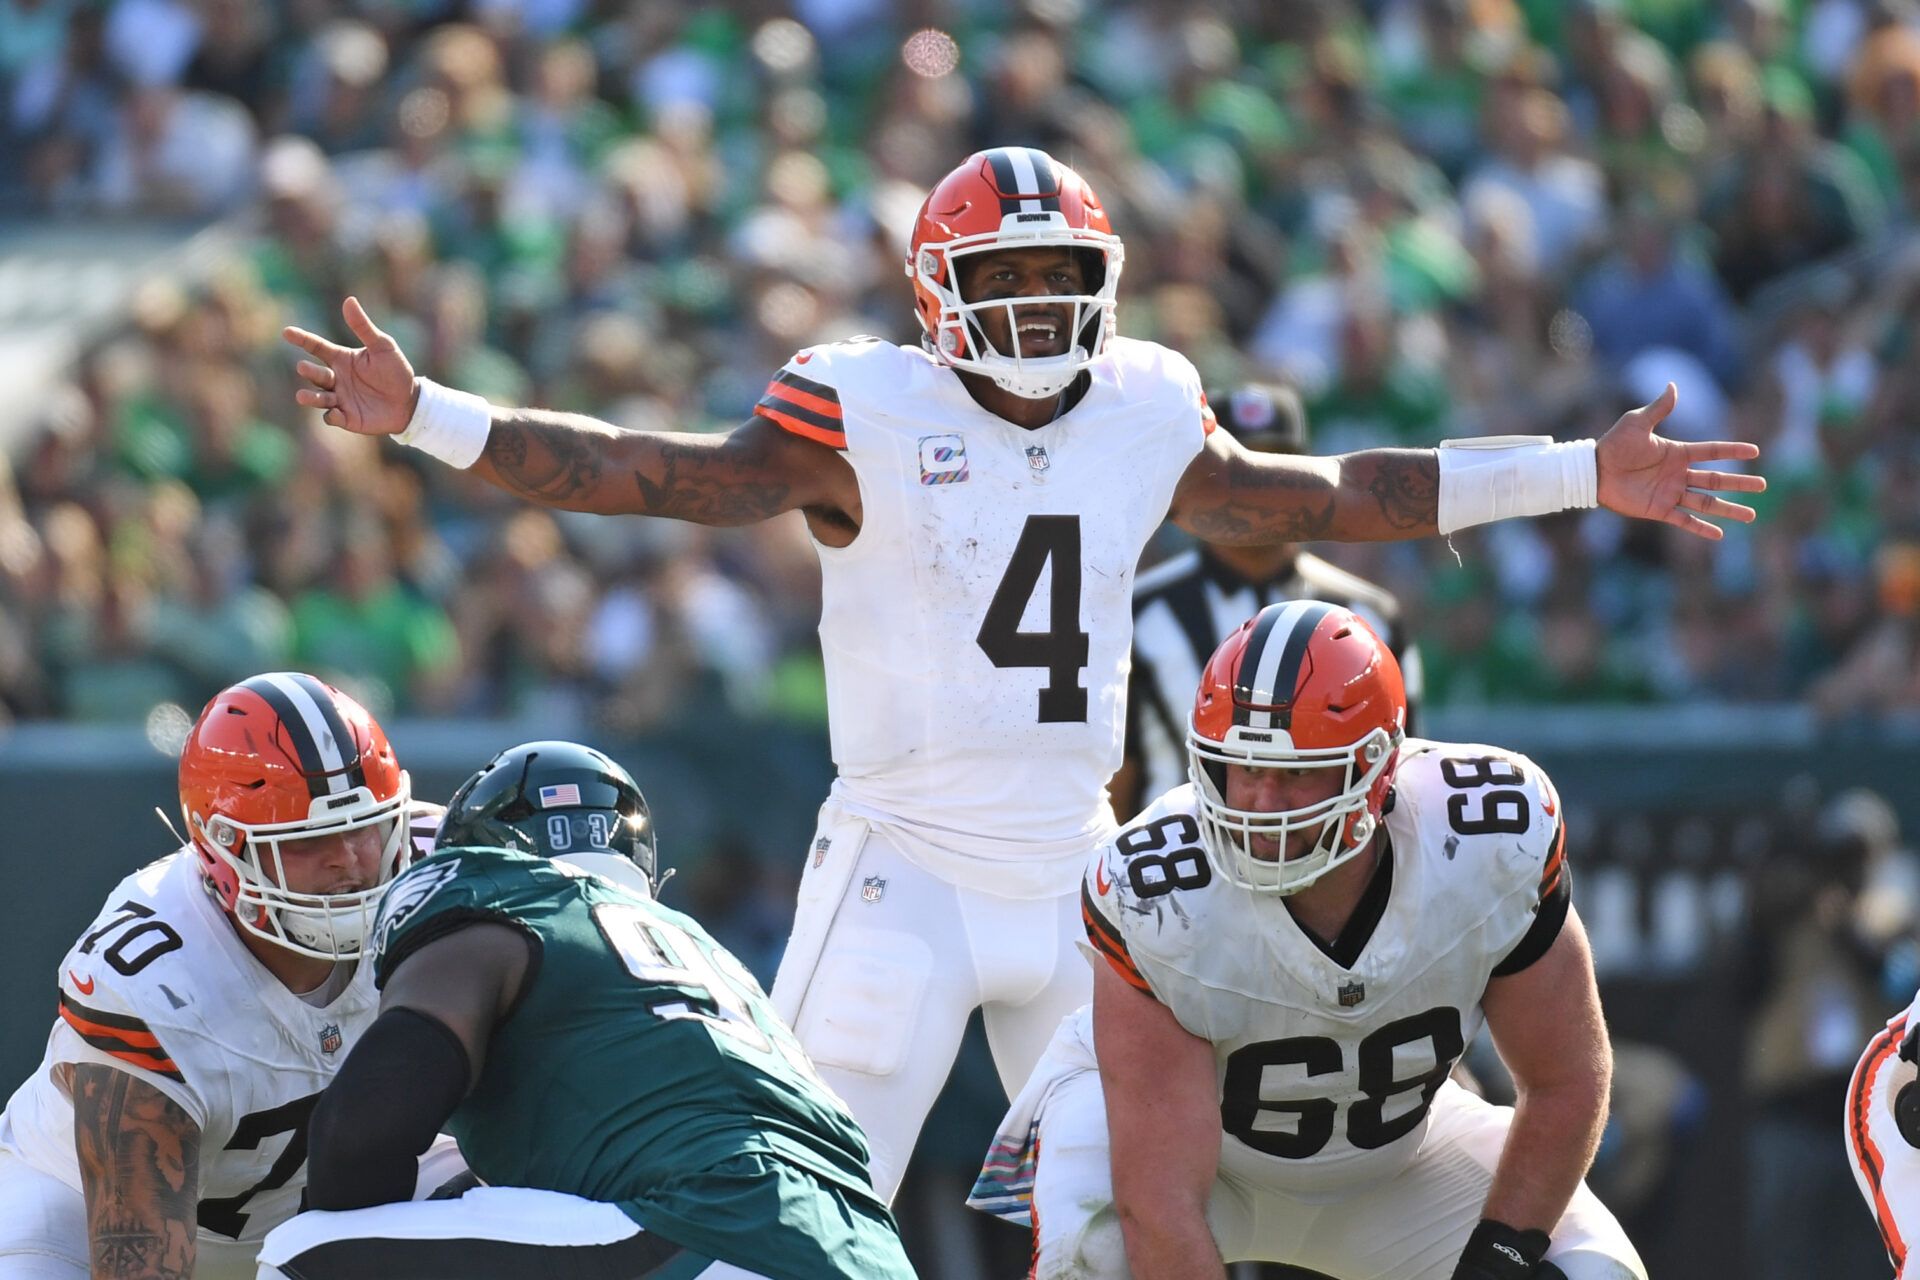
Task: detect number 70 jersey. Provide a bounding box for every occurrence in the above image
[1080,742,1569,1191]
[0,807,442,1267]
[755,336,1213,852]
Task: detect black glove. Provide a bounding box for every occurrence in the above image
[1451,1219,1559,1280]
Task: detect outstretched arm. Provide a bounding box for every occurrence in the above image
[284,298,858,527]
[1169,384,1764,545]
[1169,434,1435,543]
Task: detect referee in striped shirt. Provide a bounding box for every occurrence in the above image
[1111,382,1423,821]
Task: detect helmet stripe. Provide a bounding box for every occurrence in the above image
[1232,602,1291,725]
[1235,601,1334,729]
[1004,147,1043,213]
[286,672,368,793]
[242,673,360,797]
[1024,149,1063,212]
[985,148,1023,217]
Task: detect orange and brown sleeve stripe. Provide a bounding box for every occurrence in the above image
[1198,392,1217,435]
[1849,1016,1910,1273]
[754,369,846,449]
[58,992,184,1082]
[1539,818,1567,900]
[1082,883,1153,995]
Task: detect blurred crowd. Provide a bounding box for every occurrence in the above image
[1,0,1919,728]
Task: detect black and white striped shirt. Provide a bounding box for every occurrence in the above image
[1122,548,1422,817]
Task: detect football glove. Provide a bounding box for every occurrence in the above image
[1450,1219,1565,1280]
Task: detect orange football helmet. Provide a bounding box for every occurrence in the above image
[1188,603,1406,894]
[906,146,1123,399]
[178,672,411,959]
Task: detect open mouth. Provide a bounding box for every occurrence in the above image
[1014,315,1068,355]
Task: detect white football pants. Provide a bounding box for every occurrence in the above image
[0,1135,467,1280]
[1018,1017,1646,1280]
[255,1186,773,1280]
[1847,1010,1919,1278]
[770,800,1093,1202]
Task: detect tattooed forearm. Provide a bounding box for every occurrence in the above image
[72,1064,198,1280]
[1178,447,1439,545]
[631,434,793,525]
[476,410,611,508]
[1350,449,1439,536]
[1178,451,1339,544]
[471,409,804,525]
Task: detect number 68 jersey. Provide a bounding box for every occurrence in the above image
[1080,741,1570,1191]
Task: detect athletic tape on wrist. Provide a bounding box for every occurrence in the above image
[1436,436,1598,535]
[393,379,491,470]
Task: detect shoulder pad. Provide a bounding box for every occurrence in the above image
[57,872,212,1088]
[1088,789,1213,917]
[369,848,552,984]
[1394,742,1565,901]
[369,853,475,972]
[1105,337,1213,437]
[755,345,867,449]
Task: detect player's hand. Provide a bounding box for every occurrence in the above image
[283,297,418,436]
[1594,382,1765,540]
[1449,1219,1562,1280]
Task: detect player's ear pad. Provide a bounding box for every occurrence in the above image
[1896,1077,1920,1149]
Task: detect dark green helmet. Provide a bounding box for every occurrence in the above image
[438,741,657,883]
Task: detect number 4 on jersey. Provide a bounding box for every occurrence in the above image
[977,515,1090,723]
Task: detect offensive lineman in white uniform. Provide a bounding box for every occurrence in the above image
[284,146,1764,1200]
[971,603,1644,1279]
[0,673,450,1280]
[1847,986,1920,1277]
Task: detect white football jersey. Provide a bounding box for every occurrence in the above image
[753,336,1214,855]
[1080,741,1567,1191]
[0,804,443,1255]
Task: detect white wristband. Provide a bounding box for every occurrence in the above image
[1435,435,1597,535]
[393,378,492,469]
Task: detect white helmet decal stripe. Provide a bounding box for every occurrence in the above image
[258,671,351,794]
[1241,600,1322,729]
[1005,147,1044,214]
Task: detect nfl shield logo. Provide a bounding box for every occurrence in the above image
[861,876,887,903]
[812,835,831,868]
[1337,981,1366,1008]
[1025,444,1051,475]
[319,1023,343,1054]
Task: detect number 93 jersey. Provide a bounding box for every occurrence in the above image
[369,846,905,1278]
[754,336,1213,853]
[1079,741,1570,1192]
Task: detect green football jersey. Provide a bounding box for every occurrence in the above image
[370,847,912,1280]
